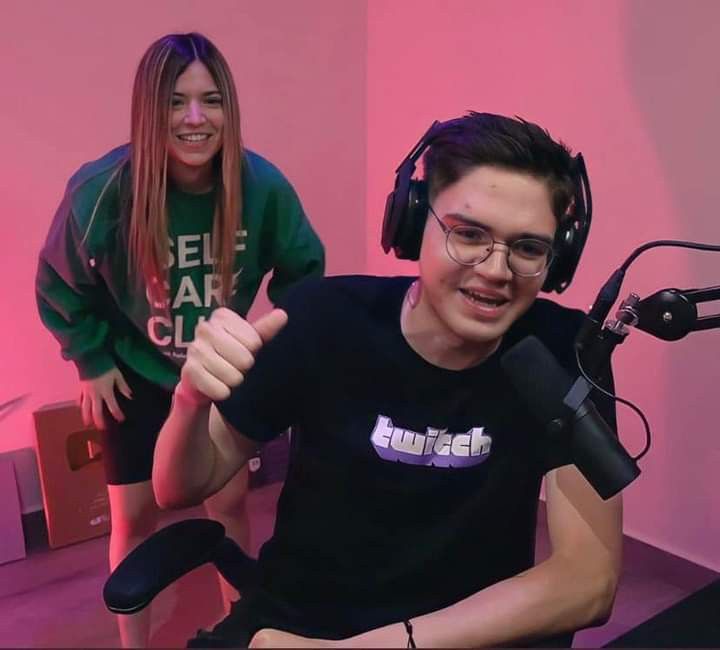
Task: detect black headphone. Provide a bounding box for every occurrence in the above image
[381,120,593,294]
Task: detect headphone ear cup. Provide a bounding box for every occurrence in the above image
[382,178,429,261]
[395,180,428,261]
[382,121,443,260]
[542,221,573,293]
[381,160,412,256]
[543,217,588,294]
[544,153,593,293]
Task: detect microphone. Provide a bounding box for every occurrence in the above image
[501,336,640,499]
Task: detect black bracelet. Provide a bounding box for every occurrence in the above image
[403,619,417,649]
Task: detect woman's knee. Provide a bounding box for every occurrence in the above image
[107,481,161,537]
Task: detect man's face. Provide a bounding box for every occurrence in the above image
[416,165,557,354]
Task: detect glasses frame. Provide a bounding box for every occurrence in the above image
[427,205,555,278]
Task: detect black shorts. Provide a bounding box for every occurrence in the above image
[100,362,173,485]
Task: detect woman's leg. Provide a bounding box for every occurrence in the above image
[203,466,251,612]
[107,480,162,648]
[101,364,171,648]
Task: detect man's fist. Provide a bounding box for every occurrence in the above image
[175,308,288,405]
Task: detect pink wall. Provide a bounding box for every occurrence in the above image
[367,0,720,570]
[0,0,366,469]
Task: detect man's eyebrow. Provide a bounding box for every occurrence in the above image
[443,212,555,245]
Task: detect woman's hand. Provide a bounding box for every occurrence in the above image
[79,366,132,429]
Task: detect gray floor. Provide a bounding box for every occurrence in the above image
[0,482,716,648]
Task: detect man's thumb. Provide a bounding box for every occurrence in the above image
[252,309,288,344]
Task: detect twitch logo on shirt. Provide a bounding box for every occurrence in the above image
[370,415,492,468]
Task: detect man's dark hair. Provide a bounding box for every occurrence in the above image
[423,112,576,221]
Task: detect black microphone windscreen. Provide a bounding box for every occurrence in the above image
[500,336,574,423]
[501,335,641,499]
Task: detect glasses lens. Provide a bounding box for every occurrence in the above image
[509,239,553,276]
[447,226,493,264]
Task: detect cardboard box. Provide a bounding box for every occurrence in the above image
[33,401,110,548]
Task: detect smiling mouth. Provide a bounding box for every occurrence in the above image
[176,133,212,142]
[459,288,509,308]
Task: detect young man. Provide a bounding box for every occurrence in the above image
[153,113,623,647]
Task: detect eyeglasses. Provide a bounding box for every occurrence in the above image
[428,206,555,277]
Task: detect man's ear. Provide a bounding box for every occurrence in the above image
[407,279,422,309]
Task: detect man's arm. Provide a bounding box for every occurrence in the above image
[153,399,258,509]
[251,463,622,648]
[152,308,288,509]
[346,464,622,647]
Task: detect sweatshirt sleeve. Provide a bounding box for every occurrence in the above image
[35,187,116,380]
[262,173,325,305]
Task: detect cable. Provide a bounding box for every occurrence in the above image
[574,348,651,461]
[620,240,720,272]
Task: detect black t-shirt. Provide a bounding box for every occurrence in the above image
[216,275,616,639]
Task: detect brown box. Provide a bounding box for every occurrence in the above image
[33,401,110,548]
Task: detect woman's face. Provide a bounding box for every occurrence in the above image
[167,60,224,181]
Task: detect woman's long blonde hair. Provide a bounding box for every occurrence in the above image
[129,32,242,306]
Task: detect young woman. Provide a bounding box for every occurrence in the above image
[36,32,324,648]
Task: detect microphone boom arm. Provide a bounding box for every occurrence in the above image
[635,285,720,341]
